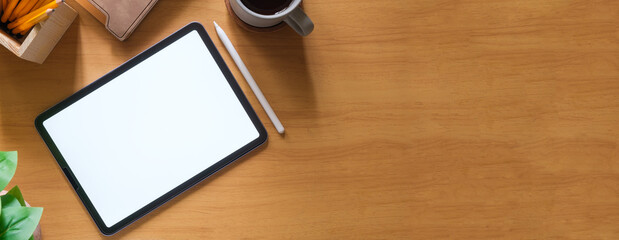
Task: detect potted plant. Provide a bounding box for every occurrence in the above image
[0,151,43,240]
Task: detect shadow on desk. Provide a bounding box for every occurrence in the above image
[0,17,80,151]
[225,14,317,117]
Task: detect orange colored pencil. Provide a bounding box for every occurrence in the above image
[10,0,38,21]
[1,0,19,23]
[7,0,60,29]
[28,0,61,15]
[30,0,61,13]
[30,0,49,11]
[12,9,53,35]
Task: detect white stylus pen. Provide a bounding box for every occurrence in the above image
[213,21,285,134]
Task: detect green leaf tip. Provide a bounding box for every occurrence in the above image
[0,152,17,192]
[1,186,26,211]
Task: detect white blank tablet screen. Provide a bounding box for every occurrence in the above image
[42,30,259,227]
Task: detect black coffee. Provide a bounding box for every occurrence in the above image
[240,0,293,15]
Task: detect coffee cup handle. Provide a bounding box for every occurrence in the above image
[283,8,314,36]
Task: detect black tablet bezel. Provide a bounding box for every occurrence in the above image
[34,22,268,235]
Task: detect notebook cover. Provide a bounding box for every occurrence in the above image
[75,0,158,41]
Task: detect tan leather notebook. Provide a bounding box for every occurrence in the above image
[75,0,158,41]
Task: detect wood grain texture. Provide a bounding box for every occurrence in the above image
[0,0,617,239]
[74,0,106,24]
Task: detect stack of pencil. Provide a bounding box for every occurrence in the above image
[0,0,63,37]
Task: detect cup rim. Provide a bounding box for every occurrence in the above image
[235,0,301,19]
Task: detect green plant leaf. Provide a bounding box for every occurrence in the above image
[2,186,25,208]
[0,152,17,192]
[0,186,26,212]
[0,195,20,211]
[0,207,43,240]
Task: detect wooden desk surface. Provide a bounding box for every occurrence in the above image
[0,0,617,239]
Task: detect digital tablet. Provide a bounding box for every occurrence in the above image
[35,22,267,235]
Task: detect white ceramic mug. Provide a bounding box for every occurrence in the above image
[230,0,314,36]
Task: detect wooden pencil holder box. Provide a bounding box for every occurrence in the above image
[0,3,77,64]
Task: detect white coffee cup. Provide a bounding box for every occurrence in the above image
[230,0,314,36]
